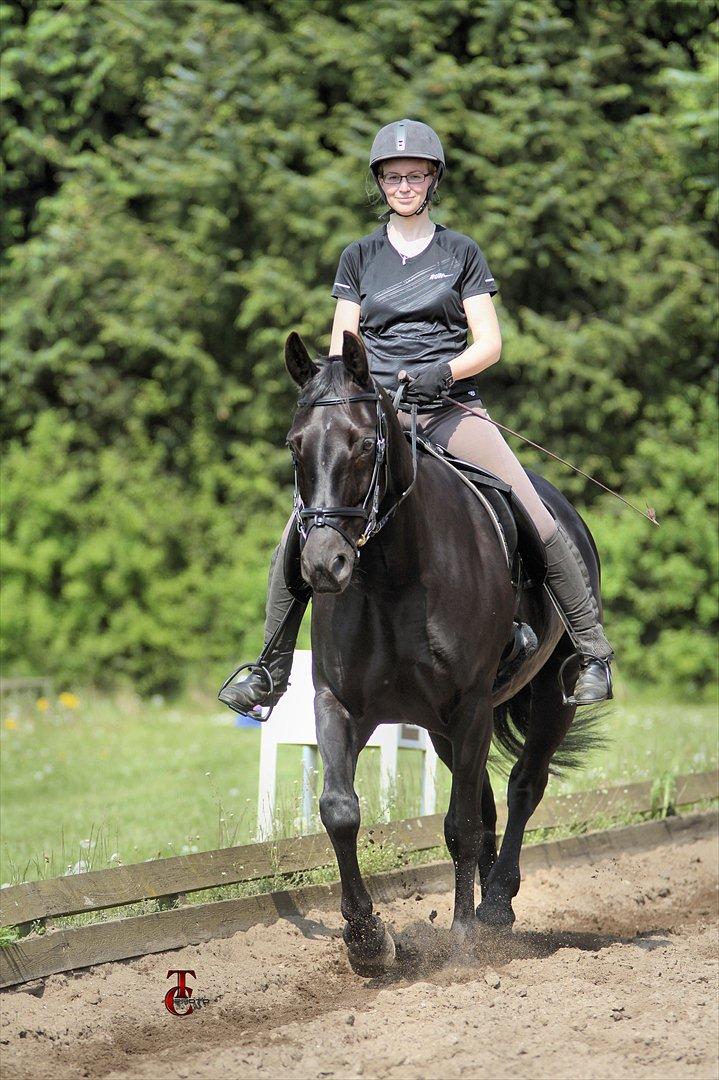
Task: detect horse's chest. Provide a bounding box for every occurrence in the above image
[332,587,460,675]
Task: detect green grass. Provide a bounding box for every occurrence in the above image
[1,677,716,887]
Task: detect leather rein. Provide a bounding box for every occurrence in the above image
[292,384,418,557]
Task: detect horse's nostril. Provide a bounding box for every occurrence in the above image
[331,554,348,578]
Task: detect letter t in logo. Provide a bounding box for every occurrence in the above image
[165,969,196,1016]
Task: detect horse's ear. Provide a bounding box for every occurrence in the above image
[342,331,370,388]
[285,332,319,387]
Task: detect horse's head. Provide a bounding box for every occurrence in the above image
[285,331,387,594]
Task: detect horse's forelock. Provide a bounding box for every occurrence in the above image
[300,356,360,407]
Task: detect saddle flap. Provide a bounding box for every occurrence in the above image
[508,491,549,586]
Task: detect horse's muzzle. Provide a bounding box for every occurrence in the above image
[301,533,354,594]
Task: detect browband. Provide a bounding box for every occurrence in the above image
[297,393,380,406]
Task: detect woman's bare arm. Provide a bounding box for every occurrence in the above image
[329,299,361,355]
[448,294,502,381]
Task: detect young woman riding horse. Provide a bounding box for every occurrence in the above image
[219,118,614,717]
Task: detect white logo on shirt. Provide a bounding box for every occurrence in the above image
[429,272,450,280]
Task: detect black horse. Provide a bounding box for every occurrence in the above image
[285,330,603,974]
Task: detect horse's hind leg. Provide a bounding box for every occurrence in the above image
[315,687,394,975]
[477,655,576,929]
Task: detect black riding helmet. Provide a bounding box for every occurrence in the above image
[369,119,445,216]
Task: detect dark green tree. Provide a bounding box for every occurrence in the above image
[2,0,716,693]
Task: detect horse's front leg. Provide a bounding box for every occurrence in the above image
[431,736,497,899]
[478,771,498,898]
[445,695,494,941]
[315,687,395,976]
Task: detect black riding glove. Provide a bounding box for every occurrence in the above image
[401,362,454,405]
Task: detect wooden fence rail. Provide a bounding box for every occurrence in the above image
[0,676,54,699]
[0,770,716,989]
[2,771,716,930]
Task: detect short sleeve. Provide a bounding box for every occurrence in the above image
[331,243,361,304]
[461,240,498,300]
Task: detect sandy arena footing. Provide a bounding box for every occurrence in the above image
[1,818,717,1079]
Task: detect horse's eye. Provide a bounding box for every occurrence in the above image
[361,437,375,454]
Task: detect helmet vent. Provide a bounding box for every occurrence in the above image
[395,122,406,152]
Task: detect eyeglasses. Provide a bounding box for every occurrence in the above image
[379,171,432,189]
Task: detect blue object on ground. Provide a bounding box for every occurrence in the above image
[234,712,263,728]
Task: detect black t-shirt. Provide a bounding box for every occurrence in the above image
[331,223,498,400]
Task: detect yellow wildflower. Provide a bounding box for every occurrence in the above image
[36,697,50,712]
[59,692,80,709]
[4,718,17,730]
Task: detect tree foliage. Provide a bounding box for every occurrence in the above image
[2,0,716,694]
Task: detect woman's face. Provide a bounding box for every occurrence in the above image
[377,157,435,216]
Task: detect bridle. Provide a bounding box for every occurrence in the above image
[291,382,418,558]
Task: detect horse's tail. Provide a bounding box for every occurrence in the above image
[491,688,607,775]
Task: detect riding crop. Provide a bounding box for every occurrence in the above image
[438,392,659,527]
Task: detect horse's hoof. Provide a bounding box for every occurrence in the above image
[476,898,516,930]
[447,921,481,964]
[345,920,396,977]
[450,919,481,945]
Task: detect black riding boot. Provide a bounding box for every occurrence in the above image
[218,534,308,719]
[543,523,614,705]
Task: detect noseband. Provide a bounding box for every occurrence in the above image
[291,384,418,558]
